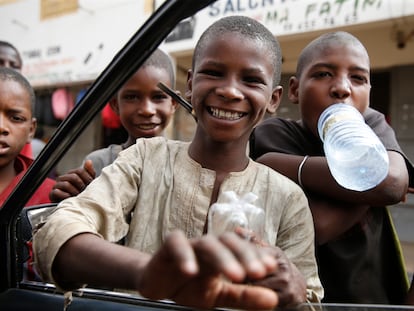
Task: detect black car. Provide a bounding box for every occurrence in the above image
[1,1,414,310]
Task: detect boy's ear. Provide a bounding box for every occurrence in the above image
[288,76,299,104]
[185,69,193,102]
[267,86,283,114]
[27,117,37,143]
[109,97,120,115]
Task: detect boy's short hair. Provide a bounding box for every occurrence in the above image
[0,40,23,68]
[296,31,369,78]
[192,15,282,87]
[0,67,35,113]
[143,48,176,88]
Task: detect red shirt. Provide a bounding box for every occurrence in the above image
[20,143,33,159]
[0,154,55,207]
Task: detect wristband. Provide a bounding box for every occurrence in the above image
[297,155,309,188]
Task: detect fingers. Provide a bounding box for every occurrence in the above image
[215,282,278,310]
[250,247,307,307]
[139,231,280,311]
[192,232,277,283]
[138,231,199,299]
[49,188,73,203]
[49,166,96,202]
[162,230,198,275]
[163,231,279,310]
[83,160,96,178]
[172,278,279,310]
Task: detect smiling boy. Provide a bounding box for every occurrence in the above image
[33,16,322,310]
[49,49,178,202]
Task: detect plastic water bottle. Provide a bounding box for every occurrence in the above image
[317,103,389,191]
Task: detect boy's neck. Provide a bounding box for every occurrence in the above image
[188,137,250,207]
[188,139,250,173]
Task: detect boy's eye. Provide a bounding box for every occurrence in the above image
[11,115,26,122]
[123,94,139,101]
[199,69,222,77]
[351,74,368,84]
[313,71,331,78]
[152,93,169,101]
[243,75,265,85]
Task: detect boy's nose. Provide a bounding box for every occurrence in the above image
[138,99,156,116]
[216,80,244,101]
[0,115,9,135]
[330,77,351,100]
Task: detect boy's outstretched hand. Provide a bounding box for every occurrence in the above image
[234,227,307,307]
[249,246,307,307]
[49,160,96,202]
[137,231,279,310]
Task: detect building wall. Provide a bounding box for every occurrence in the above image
[391,65,414,163]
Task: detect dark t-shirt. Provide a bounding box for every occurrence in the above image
[250,108,414,304]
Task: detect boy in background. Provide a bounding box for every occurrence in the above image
[250,31,414,304]
[0,67,56,281]
[0,40,33,158]
[33,15,323,310]
[0,67,55,207]
[49,49,178,202]
[0,40,22,71]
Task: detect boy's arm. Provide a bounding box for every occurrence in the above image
[298,151,409,204]
[51,231,280,310]
[256,151,409,244]
[257,151,409,205]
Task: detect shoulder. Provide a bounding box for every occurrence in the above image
[363,107,396,139]
[250,117,316,158]
[86,144,122,159]
[364,107,389,128]
[120,137,188,160]
[135,136,186,151]
[254,116,298,133]
[249,160,306,197]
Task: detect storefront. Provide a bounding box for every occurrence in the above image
[161,0,414,151]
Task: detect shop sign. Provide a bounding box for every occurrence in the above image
[162,0,414,52]
[0,0,147,88]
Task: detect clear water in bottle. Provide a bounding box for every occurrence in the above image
[318,103,389,191]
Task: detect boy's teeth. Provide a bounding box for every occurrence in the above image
[211,107,243,120]
[139,124,156,130]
